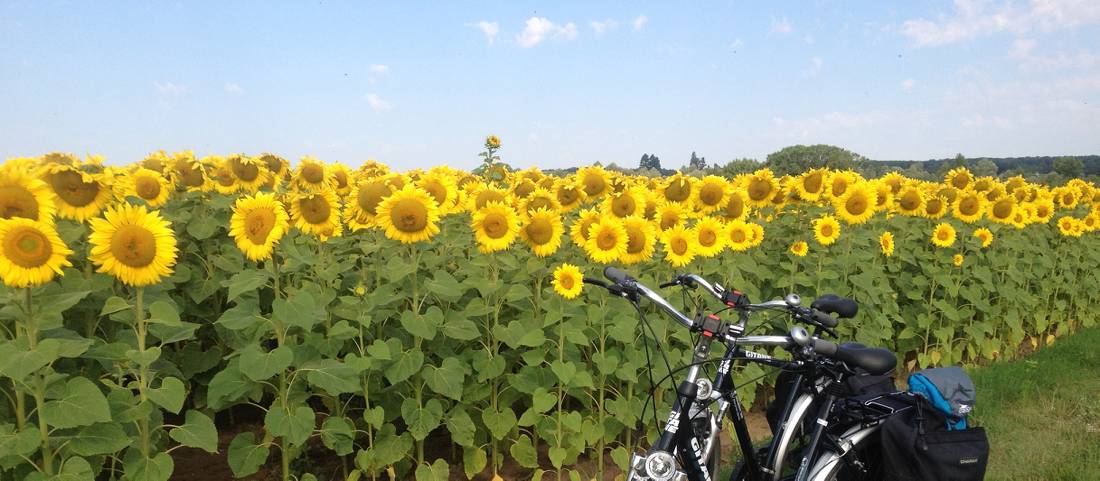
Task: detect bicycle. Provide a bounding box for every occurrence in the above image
[582,267,898,481]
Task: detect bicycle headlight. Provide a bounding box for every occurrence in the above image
[644,451,676,480]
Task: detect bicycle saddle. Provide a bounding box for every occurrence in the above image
[834,343,897,375]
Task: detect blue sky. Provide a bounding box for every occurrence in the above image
[2,1,1098,171]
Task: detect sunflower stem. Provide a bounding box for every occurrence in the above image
[134,286,153,460]
[25,289,54,475]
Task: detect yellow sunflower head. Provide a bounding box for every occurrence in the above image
[41,165,112,222]
[953,253,964,267]
[747,222,765,248]
[720,190,748,221]
[656,202,690,231]
[879,231,895,257]
[583,215,628,264]
[661,224,697,267]
[1031,199,1055,224]
[604,187,647,219]
[833,182,876,224]
[511,178,538,199]
[1055,187,1078,209]
[881,172,906,194]
[344,178,394,231]
[126,168,172,207]
[987,197,1017,224]
[789,240,808,257]
[576,166,611,199]
[725,220,753,252]
[923,196,948,219]
[227,154,270,192]
[931,222,957,248]
[88,204,178,287]
[895,185,925,216]
[620,216,657,265]
[551,263,583,299]
[973,228,993,248]
[693,176,729,213]
[0,218,73,287]
[140,151,170,173]
[662,173,694,205]
[169,151,207,191]
[692,217,726,257]
[486,135,502,150]
[0,165,56,223]
[230,192,290,262]
[744,169,778,207]
[376,185,441,244]
[871,181,894,211]
[520,207,564,257]
[554,180,586,211]
[520,187,561,218]
[826,171,860,199]
[467,183,511,212]
[812,215,841,246]
[952,190,986,223]
[257,153,290,185]
[945,167,973,190]
[795,169,828,202]
[289,189,343,240]
[294,156,330,191]
[472,201,521,254]
[207,157,240,195]
[569,208,602,248]
[1056,216,1078,237]
[416,171,460,214]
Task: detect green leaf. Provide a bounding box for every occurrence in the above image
[400,307,441,340]
[0,342,55,380]
[216,298,263,331]
[264,402,315,447]
[227,432,270,478]
[100,296,131,316]
[125,346,161,367]
[123,450,174,481]
[239,344,294,381]
[320,416,355,455]
[509,434,539,469]
[425,271,465,300]
[40,456,95,481]
[422,357,465,401]
[481,406,516,441]
[531,388,556,413]
[365,339,391,360]
[384,350,423,384]
[445,406,476,447]
[225,270,270,302]
[146,301,181,326]
[147,377,185,414]
[207,361,255,410]
[401,398,444,441]
[549,446,568,469]
[0,424,39,458]
[363,406,385,429]
[304,359,361,394]
[441,318,480,341]
[414,459,449,481]
[355,425,410,473]
[273,290,326,330]
[549,360,577,386]
[463,446,487,479]
[42,377,111,429]
[169,410,218,453]
[148,321,199,344]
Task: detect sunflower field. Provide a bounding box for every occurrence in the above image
[1,140,1099,481]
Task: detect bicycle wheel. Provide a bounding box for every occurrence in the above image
[800,426,882,481]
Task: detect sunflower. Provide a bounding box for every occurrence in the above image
[520,208,564,257]
[229,192,290,262]
[553,180,586,211]
[719,190,748,221]
[257,153,290,187]
[520,188,561,217]
[344,178,393,231]
[328,163,354,196]
[289,189,343,240]
[472,202,520,254]
[1010,210,1029,229]
[894,186,925,216]
[661,173,694,205]
[511,178,538,199]
[923,196,948,219]
[416,171,460,214]
[227,154,269,192]
[41,165,112,222]
[744,169,779,207]
[88,204,177,287]
[952,190,985,223]
[881,172,905,194]
[747,222,765,248]
[576,166,611,199]
[879,231,894,257]
[833,182,876,224]
[294,156,329,191]
[169,151,207,191]
[1082,211,1099,232]
[794,169,828,202]
[1031,199,1055,224]
[693,176,728,214]
[620,216,657,264]
[140,151,170,173]
[601,187,644,219]
[931,223,956,248]
[0,218,72,287]
[973,228,993,248]
[945,167,972,190]
[871,181,894,211]
[486,135,502,149]
[987,197,1016,224]
[789,240,808,257]
[376,185,441,244]
[207,158,240,195]
[692,217,726,257]
[0,166,56,223]
[656,202,689,231]
[661,225,697,267]
[551,263,582,299]
[468,184,511,212]
[725,220,753,252]
[569,208,602,248]
[1056,216,1078,237]
[826,171,860,199]
[126,168,171,207]
[812,215,841,246]
[583,215,628,264]
[953,254,964,267]
[1055,187,1078,209]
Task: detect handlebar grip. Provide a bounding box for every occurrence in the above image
[813,338,838,356]
[810,309,839,328]
[811,294,858,318]
[603,266,633,284]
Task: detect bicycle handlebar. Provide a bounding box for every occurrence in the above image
[601,267,696,329]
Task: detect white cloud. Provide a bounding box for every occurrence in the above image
[730,38,744,50]
[1009,38,1100,71]
[369,64,389,76]
[590,19,618,35]
[770,16,792,34]
[223,83,245,95]
[154,81,188,96]
[516,17,578,48]
[470,21,500,45]
[900,0,1100,47]
[806,57,823,77]
[803,34,815,45]
[633,15,648,30]
[901,78,916,91]
[365,93,391,112]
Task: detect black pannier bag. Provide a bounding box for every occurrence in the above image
[880,384,989,480]
[766,368,896,434]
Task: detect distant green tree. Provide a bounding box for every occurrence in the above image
[903,162,934,181]
[639,153,662,171]
[764,144,864,176]
[706,158,762,178]
[973,159,999,177]
[1053,156,1084,178]
[688,152,707,170]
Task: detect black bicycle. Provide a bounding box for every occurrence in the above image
[583,267,900,481]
